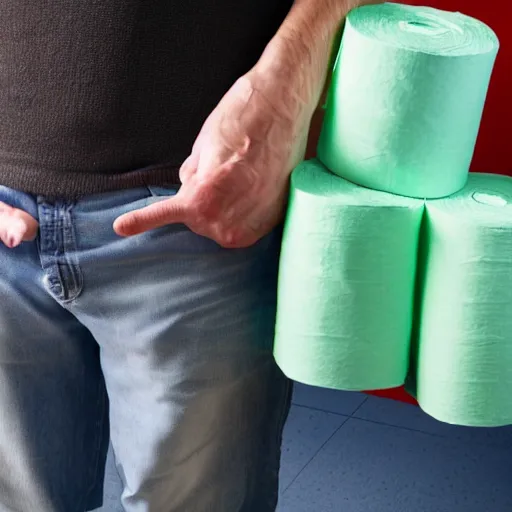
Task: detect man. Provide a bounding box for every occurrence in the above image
[0,1,371,510]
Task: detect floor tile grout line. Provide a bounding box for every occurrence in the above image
[287,396,508,448]
[347,415,493,445]
[291,403,356,418]
[349,395,369,416]
[350,416,446,438]
[282,415,351,494]
[292,398,443,437]
[290,401,505,447]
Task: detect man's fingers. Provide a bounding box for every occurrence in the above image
[0,214,38,248]
[113,195,189,236]
[0,202,39,248]
[0,214,25,248]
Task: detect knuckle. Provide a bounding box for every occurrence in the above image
[217,230,239,249]
[216,229,253,249]
[219,161,237,175]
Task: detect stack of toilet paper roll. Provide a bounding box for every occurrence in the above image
[407,174,512,427]
[273,3,511,427]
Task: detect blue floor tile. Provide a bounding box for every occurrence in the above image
[97,388,512,511]
[279,418,512,512]
[280,405,348,491]
[354,396,512,447]
[292,383,367,416]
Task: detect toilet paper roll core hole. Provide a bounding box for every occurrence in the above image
[399,19,441,34]
[398,12,463,36]
[408,21,434,28]
[472,192,508,206]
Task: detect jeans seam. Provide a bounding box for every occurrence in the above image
[61,204,83,304]
[80,384,108,512]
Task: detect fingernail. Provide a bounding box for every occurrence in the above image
[6,230,22,248]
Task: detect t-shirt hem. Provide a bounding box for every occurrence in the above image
[0,164,181,199]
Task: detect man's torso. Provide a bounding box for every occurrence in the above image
[0,0,293,196]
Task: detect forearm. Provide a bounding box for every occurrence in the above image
[255,0,355,109]
[279,0,351,65]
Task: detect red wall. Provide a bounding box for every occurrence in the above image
[306,0,511,404]
[406,0,511,176]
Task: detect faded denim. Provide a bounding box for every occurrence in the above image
[0,185,291,512]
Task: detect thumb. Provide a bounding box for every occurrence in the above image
[113,193,189,236]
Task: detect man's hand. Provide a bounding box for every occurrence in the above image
[114,0,378,247]
[0,202,38,248]
[114,67,311,248]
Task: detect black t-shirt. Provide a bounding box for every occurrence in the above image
[0,1,294,197]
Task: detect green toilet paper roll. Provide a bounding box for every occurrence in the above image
[317,3,499,199]
[274,159,424,391]
[409,173,512,427]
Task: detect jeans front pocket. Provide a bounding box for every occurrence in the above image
[0,185,38,219]
[146,184,179,198]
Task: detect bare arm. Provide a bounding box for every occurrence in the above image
[255,0,365,112]
[115,0,377,245]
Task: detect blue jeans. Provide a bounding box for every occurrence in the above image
[0,184,291,512]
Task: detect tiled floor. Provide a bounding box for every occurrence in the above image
[279,384,512,512]
[99,384,512,511]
